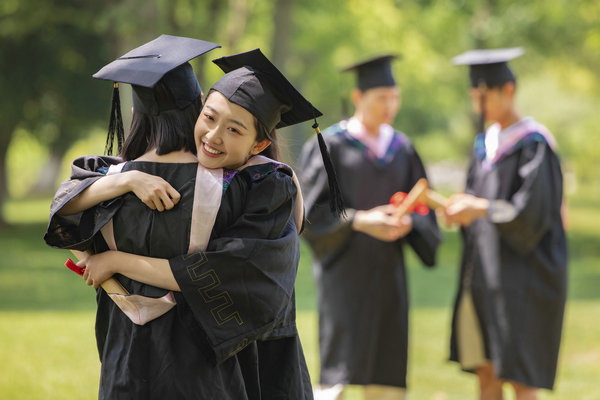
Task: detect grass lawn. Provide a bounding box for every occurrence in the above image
[1,194,600,399]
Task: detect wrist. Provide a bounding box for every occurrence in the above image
[105,250,122,275]
[119,170,138,193]
[477,198,490,218]
[351,210,364,231]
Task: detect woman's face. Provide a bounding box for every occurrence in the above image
[195,91,271,169]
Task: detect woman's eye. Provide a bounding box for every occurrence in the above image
[204,113,214,121]
[229,127,240,135]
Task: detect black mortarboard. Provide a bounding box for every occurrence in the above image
[452,47,524,88]
[211,49,345,217]
[342,55,397,91]
[211,48,322,132]
[93,34,220,155]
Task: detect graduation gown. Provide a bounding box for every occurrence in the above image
[449,121,567,390]
[297,122,441,388]
[45,156,313,400]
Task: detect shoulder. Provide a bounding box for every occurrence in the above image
[221,163,297,221]
[238,162,293,182]
[391,129,419,157]
[233,162,295,192]
[322,121,347,137]
[72,155,123,170]
[69,155,124,179]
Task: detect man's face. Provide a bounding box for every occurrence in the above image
[355,86,400,127]
[469,83,513,123]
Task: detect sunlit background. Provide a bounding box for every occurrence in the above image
[1,0,599,399]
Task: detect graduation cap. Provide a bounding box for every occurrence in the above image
[452,47,524,88]
[211,49,345,217]
[341,54,398,91]
[93,34,221,155]
[453,47,524,133]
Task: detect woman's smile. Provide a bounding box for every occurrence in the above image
[201,142,224,157]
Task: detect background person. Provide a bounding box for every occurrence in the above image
[298,55,441,400]
[446,47,568,400]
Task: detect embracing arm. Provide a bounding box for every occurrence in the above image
[76,168,301,363]
[58,169,181,216]
[79,250,180,291]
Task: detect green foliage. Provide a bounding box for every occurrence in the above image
[3,0,600,199]
[0,0,112,152]
[6,129,49,199]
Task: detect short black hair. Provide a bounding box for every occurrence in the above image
[121,80,202,161]
[255,118,280,161]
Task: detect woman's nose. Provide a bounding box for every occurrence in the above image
[204,127,223,144]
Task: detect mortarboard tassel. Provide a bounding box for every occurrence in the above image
[105,82,125,156]
[477,81,487,135]
[313,120,346,218]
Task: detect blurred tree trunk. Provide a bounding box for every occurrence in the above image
[270,0,305,165]
[198,0,227,86]
[225,0,249,51]
[271,0,295,69]
[0,123,16,227]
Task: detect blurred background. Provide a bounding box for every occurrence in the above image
[1,0,599,399]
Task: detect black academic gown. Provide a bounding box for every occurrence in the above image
[297,123,441,388]
[449,138,567,390]
[45,156,313,400]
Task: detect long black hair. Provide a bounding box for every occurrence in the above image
[120,81,202,161]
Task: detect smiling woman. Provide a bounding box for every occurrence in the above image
[195,91,272,170]
[44,46,331,399]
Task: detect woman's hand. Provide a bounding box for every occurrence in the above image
[79,250,180,291]
[58,170,182,215]
[443,193,489,227]
[352,204,413,242]
[124,170,181,211]
[80,251,119,289]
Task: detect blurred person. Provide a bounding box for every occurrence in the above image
[298,55,441,400]
[445,48,567,400]
[45,41,327,399]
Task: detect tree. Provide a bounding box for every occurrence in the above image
[0,0,111,225]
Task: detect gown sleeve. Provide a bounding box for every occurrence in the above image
[169,169,301,364]
[403,144,442,267]
[297,137,355,260]
[485,142,563,254]
[44,155,124,250]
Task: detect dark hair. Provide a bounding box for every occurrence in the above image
[485,77,517,90]
[255,118,280,161]
[121,81,202,161]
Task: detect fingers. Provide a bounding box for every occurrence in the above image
[147,184,180,212]
[168,186,181,205]
[157,191,175,211]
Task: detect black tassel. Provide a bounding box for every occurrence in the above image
[105,82,125,156]
[477,81,487,135]
[313,120,346,218]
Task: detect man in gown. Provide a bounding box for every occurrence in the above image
[298,55,441,400]
[446,48,568,400]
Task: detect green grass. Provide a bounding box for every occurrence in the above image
[0,311,99,400]
[2,195,600,399]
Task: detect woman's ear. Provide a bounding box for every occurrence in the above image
[251,139,272,155]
